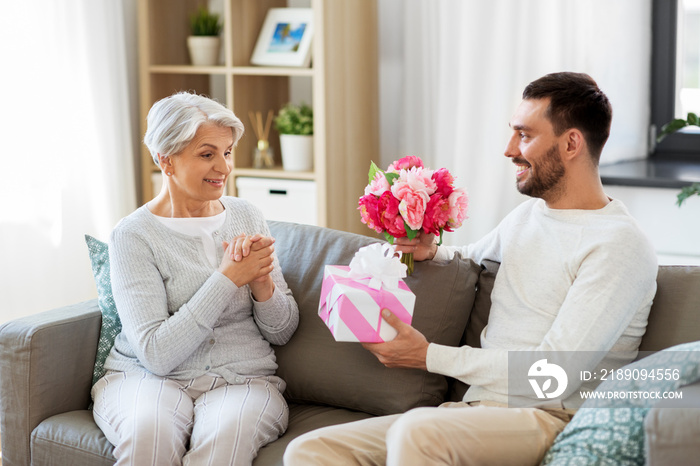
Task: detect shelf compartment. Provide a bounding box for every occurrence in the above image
[232,74,291,169]
[230,0,287,67]
[146,0,205,66]
[148,73,218,102]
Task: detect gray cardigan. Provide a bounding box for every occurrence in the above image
[103,197,299,384]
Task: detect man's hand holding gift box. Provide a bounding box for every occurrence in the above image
[318,243,416,343]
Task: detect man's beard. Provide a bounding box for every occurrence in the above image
[516,144,566,201]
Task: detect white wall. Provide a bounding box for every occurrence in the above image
[604,185,700,265]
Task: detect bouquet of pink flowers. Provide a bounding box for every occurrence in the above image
[358,156,468,273]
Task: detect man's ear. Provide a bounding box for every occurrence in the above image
[563,129,585,161]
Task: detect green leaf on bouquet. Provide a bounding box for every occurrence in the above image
[368,161,383,184]
[384,172,399,185]
[383,231,395,244]
[404,223,418,241]
[688,112,699,126]
[437,229,444,246]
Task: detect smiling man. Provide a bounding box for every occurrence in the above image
[284,72,658,466]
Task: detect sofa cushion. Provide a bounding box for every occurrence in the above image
[466,259,498,348]
[254,404,374,466]
[448,258,498,401]
[269,221,481,416]
[84,235,122,386]
[640,266,700,352]
[644,380,700,465]
[542,340,700,465]
[31,410,115,466]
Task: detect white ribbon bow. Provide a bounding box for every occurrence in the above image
[348,243,407,290]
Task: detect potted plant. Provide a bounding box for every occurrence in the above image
[657,112,700,207]
[187,6,222,66]
[274,102,314,171]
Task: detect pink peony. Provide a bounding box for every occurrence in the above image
[358,194,383,233]
[392,167,437,198]
[387,155,424,173]
[432,167,455,198]
[446,188,469,229]
[378,191,405,238]
[398,196,426,231]
[364,171,390,196]
[394,191,428,231]
[422,194,450,235]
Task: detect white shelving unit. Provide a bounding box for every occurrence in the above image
[137,0,379,234]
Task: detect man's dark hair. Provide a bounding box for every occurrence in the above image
[523,72,612,163]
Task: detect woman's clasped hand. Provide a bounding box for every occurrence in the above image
[220,234,277,301]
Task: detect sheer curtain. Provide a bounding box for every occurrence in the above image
[379,0,652,246]
[0,1,138,322]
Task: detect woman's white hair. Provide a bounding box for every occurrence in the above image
[143,91,245,165]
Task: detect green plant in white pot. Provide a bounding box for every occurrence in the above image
[187,6,222,66]
[656,112,700,207]
[274,103,314,172]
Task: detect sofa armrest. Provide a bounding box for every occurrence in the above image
[644,380,700,465]
[0,299,101,466]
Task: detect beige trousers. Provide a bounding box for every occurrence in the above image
[283,401,572,466]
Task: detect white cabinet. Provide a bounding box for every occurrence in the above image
[236,177,317,225]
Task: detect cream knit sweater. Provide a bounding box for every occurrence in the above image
[104,197,299,384]
[427,198,658,407]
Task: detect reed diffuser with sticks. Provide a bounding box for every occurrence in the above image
[249,110,275,169]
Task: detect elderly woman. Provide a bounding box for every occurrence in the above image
[91,92,299,465]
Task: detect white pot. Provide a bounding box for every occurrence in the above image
[280,134,314,171]
[187,36,221,66]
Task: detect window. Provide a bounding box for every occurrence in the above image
[678,1,700,117]
[651,0,700,159]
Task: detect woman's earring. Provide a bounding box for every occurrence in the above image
[166,172,172,176]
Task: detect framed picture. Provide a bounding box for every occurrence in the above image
[251,8,314,67]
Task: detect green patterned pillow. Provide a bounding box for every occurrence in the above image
[85,235,122,386]
[542,341,700,466]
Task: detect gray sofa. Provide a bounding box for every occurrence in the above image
[1,220,699,466]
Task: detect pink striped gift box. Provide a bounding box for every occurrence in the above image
[318,265,416,342]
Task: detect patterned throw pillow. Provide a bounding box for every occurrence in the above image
[542,341,700,465]
[85,235,122,386]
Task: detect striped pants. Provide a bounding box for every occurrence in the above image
[91,371,288,466]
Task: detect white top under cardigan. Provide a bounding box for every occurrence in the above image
[104,196,299,384]
[427,198,658,408]
[155,211,226,268]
